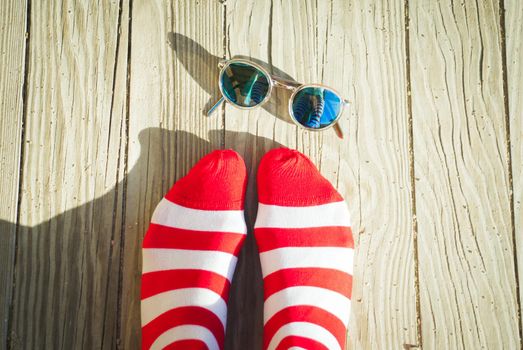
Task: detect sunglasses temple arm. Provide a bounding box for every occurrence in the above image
[206,97,225,117]
[333,123,344,139]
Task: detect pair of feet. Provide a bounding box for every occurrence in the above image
[141,148,354,350]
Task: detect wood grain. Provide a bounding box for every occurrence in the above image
[119,0,224,348]
[334,1,419,348]
[0,0,520,348]
[0,0,27,347]
[9,1,129,348]
[408,0,519,348]
[224,1,418,349]
[506,0,523,336]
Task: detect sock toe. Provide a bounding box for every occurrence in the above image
[257,148,342,206]
[166,149,247,210]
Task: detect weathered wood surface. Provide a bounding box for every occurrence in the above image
[339,2,419,348]
[0,0,27,346]
[0,0,521,349]
[408,0,520,349]
[6,0,129,349]
[506,0,523,336]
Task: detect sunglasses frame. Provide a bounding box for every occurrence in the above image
[212,58,350,133]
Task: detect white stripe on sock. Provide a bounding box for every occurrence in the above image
[141,288,227,327]
[142,249,237,280]
[267,322,341,350]
[264,286,351,326]
[150,325,220,350]
[254,201,351,229]
[259,247,353,277]
[152,198,247,234]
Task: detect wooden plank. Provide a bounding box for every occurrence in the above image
[505,0,523,337]
[119,0,224,348]
[281,0,419,348]
[8,1,129,348]
[224,1,418,349]
[0,0,27,347]
[408,0,519,348]
[326,1,419,348]
[223,2,296,348]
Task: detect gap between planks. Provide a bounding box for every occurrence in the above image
[403,0,423,348]
[498,0,523,347]
[115,0,133,347]
[113,0,133,347]
[7,0,32,346]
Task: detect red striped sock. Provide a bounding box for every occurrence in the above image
[141,150,248,350]
[254,148,354,350]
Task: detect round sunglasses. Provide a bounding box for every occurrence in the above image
[206,59,349,137]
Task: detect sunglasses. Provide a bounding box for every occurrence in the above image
[206,59,349,138]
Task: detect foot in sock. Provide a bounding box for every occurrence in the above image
[141,150,248,350]
[254,148,354,350]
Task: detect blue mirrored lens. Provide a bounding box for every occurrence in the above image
[220,62,270,107]
[291,87,342,129]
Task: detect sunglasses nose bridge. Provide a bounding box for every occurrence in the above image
[272,80,297,91]
[271,76,302,91]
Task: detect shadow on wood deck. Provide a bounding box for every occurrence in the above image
[3,128,283,349]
